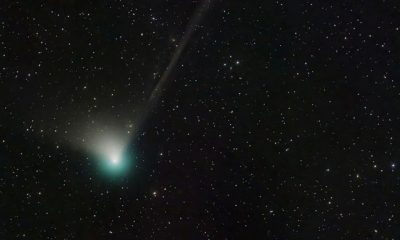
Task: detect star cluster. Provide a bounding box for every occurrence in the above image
[1,0,400,239]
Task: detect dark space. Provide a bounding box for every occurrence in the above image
[1,0,400,239]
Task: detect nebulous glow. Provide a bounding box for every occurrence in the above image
[111,154,120,165]
[82,129,133,177]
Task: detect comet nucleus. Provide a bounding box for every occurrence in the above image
[82,128,134,178]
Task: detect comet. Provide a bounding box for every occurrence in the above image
[75,0,213,178]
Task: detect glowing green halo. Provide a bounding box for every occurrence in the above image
[82,130,134,179]
[96,146,133,177]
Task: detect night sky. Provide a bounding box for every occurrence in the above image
[1,0,400,239]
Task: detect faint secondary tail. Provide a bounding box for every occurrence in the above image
[133,0,213,137]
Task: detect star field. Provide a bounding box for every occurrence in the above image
[1,0,400,239]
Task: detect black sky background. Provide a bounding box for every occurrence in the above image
[2,0,400,239]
